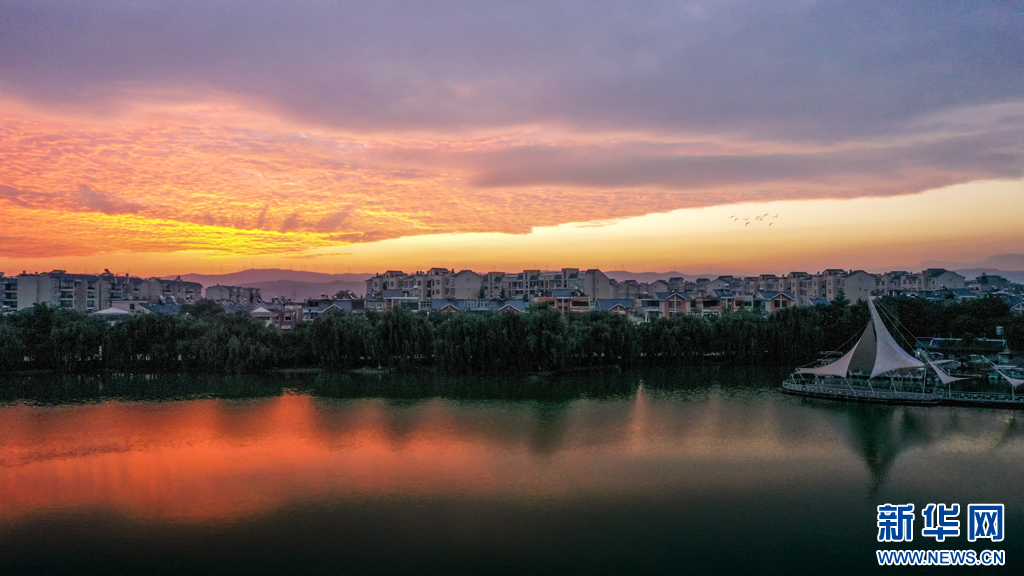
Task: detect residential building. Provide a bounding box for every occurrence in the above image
[140,277,201,303]
[97,270,138,309]
[757,274,783,292]
[432,300,463,315]
[382,289,420,311]
[446,270,484,299]
[365,270,407,298]
[16,270,100,312]
[842,270,878,303]
[657,292,690,318]
[878,271,909,295]
[638,296,662,321]
[302,298,361,322]
[918,268,966,292]
[520,268,580,298]
[536,289,591,313]
[755,291,796,313]
[355,265,980,320]
[647,280,669,296]
[581,269,615,300]
[206,284,262,304]
[821,269,847,301]
[691,290,735,316]
[945,288,980,301]
[707,276,734,292]
[782,272,818,303]
[1007,297,1024,315]
[423,267,451,301]
[595,299,633,315]
[1,273,17,311]
[968,274,1009,294]
[398,272,426,300]
[251,302,303,330]
[666,277,689,293]
[480,272,506,300]
[613,280,642,300]
[497,300,529,314]
[110,300,182,315]
[500,271,528,300]
[13,269,202,313]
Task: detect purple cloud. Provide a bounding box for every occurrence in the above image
[0,1,1021,141]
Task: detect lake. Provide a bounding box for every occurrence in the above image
[1,368,1021,574]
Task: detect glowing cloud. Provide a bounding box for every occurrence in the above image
[0,1,1022,271]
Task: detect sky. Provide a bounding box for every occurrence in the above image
[1,1,1022,276]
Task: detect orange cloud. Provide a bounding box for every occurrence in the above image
[1,97,1021,264]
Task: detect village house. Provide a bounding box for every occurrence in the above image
[755,291,796,313]
[657,292,691,318]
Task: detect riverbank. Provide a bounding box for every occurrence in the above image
[1,295,1020,377]
[0,366,795,405]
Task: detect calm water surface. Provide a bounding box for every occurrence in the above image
[1,368,1022,574]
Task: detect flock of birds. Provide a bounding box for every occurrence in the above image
[730,213,779,227]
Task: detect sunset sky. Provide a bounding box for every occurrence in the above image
[1,1,1022,276]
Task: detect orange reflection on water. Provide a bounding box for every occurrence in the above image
[2,391,1016,526]
[0,395,539,523]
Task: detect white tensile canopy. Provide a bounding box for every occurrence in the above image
[993,366,1024,388]
[925,358,969,385]
[797,297,924,379]
[797,323,869,377]
[866,297,925,378]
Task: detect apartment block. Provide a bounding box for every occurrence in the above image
[447,270,484,299]
[1,273,18,311]
[141,277,202,303]
[481,272,506,299]
[16,271,100,312]
[0,272,18,309]
[206,284,262,304]
[365,270,407,298]
[424,268,450,300]
[581,269,615,300]
[12,270,202,313]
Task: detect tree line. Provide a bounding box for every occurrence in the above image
[0,295,1021,375]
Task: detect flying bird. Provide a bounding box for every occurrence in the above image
[745,222,750,226]
[769,222,774,226]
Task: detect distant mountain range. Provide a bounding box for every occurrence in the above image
[950,269,1024,284]
[920,254,1024,283]
[607,268,1024,284]
[604,270,703,283]
[173,268,372,285]
[169,268,372,300]
[236,279,368,301]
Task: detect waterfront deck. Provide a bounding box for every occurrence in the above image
[781,379,940,405]
[782,377,1024,408]
[941,390,1024,407]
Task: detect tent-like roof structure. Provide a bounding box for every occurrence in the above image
[798,298,924,379]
